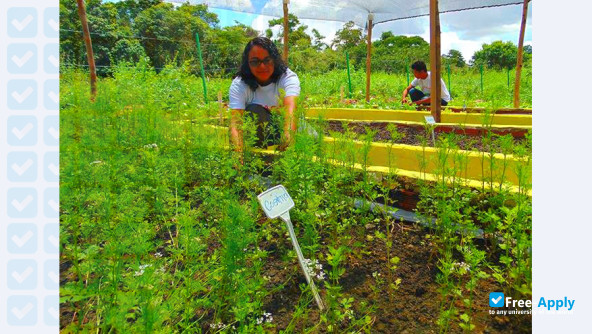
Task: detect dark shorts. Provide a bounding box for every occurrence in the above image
[244,104,281,147]
[409,88,448,106]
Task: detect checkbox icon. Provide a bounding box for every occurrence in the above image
[489,292,505,307]
[44,115,59,146]
[8,259,38,290]
[8,224,38,254]
[44,295,59,326]
[44,79,59,110]
[44,187,59,218]
[44,43,59,73]
[7,152,38,182]
[7,295,38,326]
[8,44,37,74]
[7,188,38,218]
[8,7,38,38]
[44,260,59,290]
[44,224,59,254]
[8,116,38,146]
[44,7,59,38]
[44,151,59,182]
[8,80,38,110]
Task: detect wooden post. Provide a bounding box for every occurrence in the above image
[218,91,223,125]
[429,0,442,123]
[340,86,344,103]
[365,13,374,102]
[513,0,529,108]
[76,0,97,102]
[283,0,289,64]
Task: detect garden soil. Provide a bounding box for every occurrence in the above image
[255,219,531,333]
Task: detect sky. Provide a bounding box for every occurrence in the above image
[104,0,533,61]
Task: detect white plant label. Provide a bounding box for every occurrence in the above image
[424,116,436,124]
[257,184,325,310]
[257,185,294,219]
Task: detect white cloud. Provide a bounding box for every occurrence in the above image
[166,0,255,12]
[220,0,255,13]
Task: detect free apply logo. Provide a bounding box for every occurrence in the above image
[489,292,575,312]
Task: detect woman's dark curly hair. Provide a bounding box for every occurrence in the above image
[236,36,288,91]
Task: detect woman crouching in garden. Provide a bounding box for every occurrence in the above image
[229,36,300,155]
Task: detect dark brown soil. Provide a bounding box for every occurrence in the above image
[258,220,531,333]
[323,121,528,153]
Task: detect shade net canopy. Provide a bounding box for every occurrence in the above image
[167,0,524,27]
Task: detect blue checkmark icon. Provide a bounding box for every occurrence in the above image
[489,292,505,307]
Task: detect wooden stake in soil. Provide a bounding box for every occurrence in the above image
[340,86,344,103]
[283,0,290,64]
[76,0,97,102]
[365,13,374,102]
[513,0,530,108]
[429,0,442,123]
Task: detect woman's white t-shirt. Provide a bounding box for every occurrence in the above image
[229,68,300,109]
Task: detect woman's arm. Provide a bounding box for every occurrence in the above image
[229,108,244,152]
[280,95,297,150]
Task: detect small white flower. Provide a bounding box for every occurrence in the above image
[134,264,151,276]
[154,252,163,258]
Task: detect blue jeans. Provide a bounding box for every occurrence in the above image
[409,88,448,106]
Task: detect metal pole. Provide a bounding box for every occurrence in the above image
[447,63,451,96]
[507,67,510,88]
[365,13,374,102]
[195,32,208,103]
[281,215,325,310]
[406,57,410,86]
[480,64,484,94]
[346,51,352,98]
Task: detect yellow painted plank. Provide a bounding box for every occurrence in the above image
[320,137,531,187]
[306,108,532,126]
[314,118,532,131]
[202,125,531,190]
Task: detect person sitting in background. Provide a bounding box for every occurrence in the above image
[401,60,451,106]
[229,36,300,153]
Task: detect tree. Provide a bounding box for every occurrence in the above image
[471,40,518,69]
[372,32,429,72]
[133,2,209,69]
[442,49,466,68]
[268,14,312,49]
[331,21,363,51]
[311,29,327,51]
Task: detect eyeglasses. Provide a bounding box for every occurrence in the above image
[249,57,273,67]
